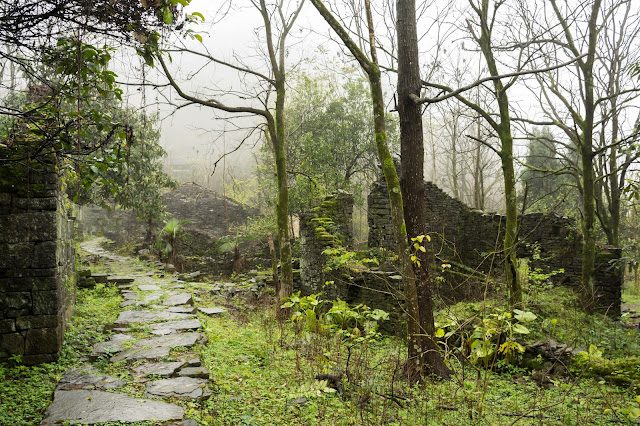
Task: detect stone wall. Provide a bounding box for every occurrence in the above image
[299,191,405,331]
[368,176,623,315]
[0,161,76,364]
[299,191,354,298]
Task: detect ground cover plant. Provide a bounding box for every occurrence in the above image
[3,243,640,425]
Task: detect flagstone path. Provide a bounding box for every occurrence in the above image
[41,239,227,425]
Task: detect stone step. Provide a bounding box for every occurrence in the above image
[145,377,211,401]
[41,390,184,424]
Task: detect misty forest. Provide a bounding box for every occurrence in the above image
[2,0,640,424]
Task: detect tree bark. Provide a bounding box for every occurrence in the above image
[310,0,445,382]
[397,0,451,379]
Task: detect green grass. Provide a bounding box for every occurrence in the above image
[4,253,640,425]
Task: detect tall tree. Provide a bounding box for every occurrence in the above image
[144,0,304,301]
[417,0,524,307]
[397,0,451,378]
[310,0,450,380]
[528,0,626,293]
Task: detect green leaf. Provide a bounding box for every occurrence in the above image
[512,323,530,334]
[194,34,203,43]
[192,12,205,21]
[163,7,174,25]
[435,328,445,338]
[513,309,537,322]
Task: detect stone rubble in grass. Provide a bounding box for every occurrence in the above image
[198,307,227,315]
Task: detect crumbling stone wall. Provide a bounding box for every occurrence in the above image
[299,191,404,331]
[368,175,622,315]
[0,162,76,364]
[299,191,354,297]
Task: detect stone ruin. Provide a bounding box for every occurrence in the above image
[0,160,76,364]
[300,175,623,319]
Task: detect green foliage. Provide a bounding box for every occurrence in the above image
[281,292,388,342]
[571,345,640,393]
[257,69,399,214]
[438,308,537,366]
[157,218,190,263]
[66,107,177,223]
[1,38,174,222]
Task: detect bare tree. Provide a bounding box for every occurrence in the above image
[522,0,640,293]
[148,0,305,300]
[310,0,452,380]
[418,0,534,308]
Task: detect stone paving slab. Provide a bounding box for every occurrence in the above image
[164,293,193,306]
[109,333,201,363]
[138,284,162,291]
[57,367,125,391]
[150,319,202,335]
[134,361,186,377]
[107,276,136,284]
[177,366,209,379]
[138,292,164,306]
[145,377,211,401]
[115,310,194,325]
[89,334,134,361]
[198,307,227,315]
[168,306,197,314]
[111,346,171,363]
[41,390,184,424]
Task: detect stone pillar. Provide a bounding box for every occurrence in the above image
[0,158,75,364]
[593,246,623,317]
[299,192,354,296]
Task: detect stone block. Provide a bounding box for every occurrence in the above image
[0,332,24,355]
[0,211,57,243]
[32,241,57,268]
[0,242,34,269]
[4,309,30,318]
[25,327,61,355]
[0,291,32,311]
[16,315,58,330]
[21,352,59,365]
[0,268,56,279]
[0,277,57,292]
[32,290,59,315]
[0,319,16,333]
[14,197,57,211]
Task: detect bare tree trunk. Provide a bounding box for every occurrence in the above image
[310,0,443,382]
[397,0,451,380]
